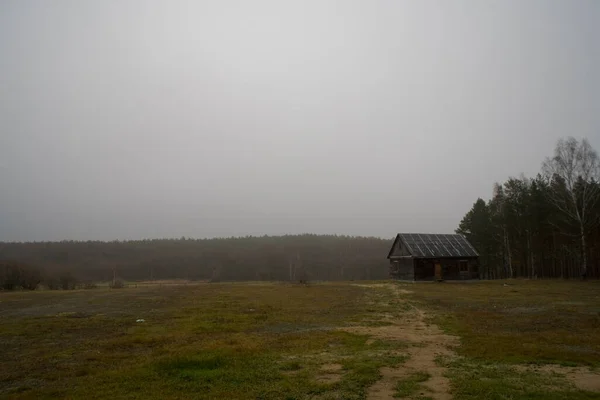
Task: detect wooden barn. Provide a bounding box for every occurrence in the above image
[387,233,479,281]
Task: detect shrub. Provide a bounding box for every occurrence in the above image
[82,282,98,289]
[110,279,126,289]
[0,261,41,290]
[59,272,78,290]
[44,276,61,290]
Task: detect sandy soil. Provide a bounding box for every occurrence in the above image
[344,284,458,400]
[316,363,344,384]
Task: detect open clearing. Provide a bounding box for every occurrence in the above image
[1,281,600,399]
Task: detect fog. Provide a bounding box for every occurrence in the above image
[1,0,599,241]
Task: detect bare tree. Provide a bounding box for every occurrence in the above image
[210,260,222,282]
[295,252,308,284]
[542,137,600,278]
[288,258,295,281]
[491,183,513,278]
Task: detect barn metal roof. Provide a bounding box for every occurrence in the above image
[394,233,479,258]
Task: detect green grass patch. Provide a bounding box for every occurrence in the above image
[445,357,600,400]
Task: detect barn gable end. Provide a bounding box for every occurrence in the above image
[387,234,411,258]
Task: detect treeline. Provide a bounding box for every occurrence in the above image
[457,137,600,279]
[0,235,391,288]
[0,260,81,290]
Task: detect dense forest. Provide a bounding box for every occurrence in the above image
[0,235,391,288]
[457,137,600,279]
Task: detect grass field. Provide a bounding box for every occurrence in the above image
[1,280,599,399]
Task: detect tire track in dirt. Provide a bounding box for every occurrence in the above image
[345,284,458,400]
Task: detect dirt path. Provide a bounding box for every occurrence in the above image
[346,283,600,398]
[346,284,459,400]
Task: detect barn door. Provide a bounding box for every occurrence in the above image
[435,263,442,281]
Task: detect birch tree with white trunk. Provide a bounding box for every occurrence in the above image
[542,137,600,278]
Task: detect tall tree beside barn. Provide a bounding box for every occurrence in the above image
[542,137,600,278]
[502,176,539,278]
[490,183,514,278]
[457,198,498,278]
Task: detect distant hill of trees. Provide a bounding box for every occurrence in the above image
[0,235,392,288]
[457,137,600,279]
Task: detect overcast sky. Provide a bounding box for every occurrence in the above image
[1,1,599,241]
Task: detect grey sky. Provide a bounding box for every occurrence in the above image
[1,0,599,241]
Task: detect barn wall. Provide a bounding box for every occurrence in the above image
[468,259,480,279]
[441,259,479,280]
[414,259,435,280]
[414,258,480,281]
[389,258,414,280]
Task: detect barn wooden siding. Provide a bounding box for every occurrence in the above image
[413,258,479,280]
[389,258,414,280]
